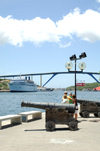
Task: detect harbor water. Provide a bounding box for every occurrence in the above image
[0,90,100,116]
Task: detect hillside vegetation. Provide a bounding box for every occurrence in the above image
[0,79,9,90]
[66,82,100,91]
[0,80,100,91]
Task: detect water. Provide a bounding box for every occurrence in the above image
[0,90,100,116]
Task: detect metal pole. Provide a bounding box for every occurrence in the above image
[75,59,77,98]
[40,75,42,87]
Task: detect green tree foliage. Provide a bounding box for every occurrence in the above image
[66,82,100,91]
[0,79,9,90]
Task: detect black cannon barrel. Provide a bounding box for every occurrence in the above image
[77,99,100,105]
[21,102,75,112]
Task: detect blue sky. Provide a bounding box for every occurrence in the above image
[0,0,100,88]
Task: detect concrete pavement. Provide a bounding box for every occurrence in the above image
[0,113,100,151]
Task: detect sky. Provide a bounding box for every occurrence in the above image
[0,0,100,88]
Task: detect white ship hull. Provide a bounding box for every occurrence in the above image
[9,80,37,92]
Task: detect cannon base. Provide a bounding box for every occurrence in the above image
[45,108,78,131]
[79,102,100,118]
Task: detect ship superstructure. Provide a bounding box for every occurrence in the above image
[9,78,37,92]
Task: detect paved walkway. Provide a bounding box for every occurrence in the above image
[0,113,100,151]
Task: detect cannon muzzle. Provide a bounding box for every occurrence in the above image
[77,99,100,105]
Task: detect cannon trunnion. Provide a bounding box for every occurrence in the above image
[21,102,78,131]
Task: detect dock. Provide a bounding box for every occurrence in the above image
[0,113,100,151]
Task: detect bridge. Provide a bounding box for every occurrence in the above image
[0,71,100,87]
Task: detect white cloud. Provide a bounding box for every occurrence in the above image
[57,8,100,43]
[97,0,100,3]
[0,16,59,46]
[59,42,71,48]
[0,8,100,47]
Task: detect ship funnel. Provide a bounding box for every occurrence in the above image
[28,76,30,80]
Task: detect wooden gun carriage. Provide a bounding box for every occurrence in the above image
[21,102,78,131]
[77,99,100,118]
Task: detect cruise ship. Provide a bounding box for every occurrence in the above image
[9,77,37,92]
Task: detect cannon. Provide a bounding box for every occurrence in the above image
[21,102,78,131]
[77,99,100,118]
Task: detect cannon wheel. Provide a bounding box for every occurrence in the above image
[79,112,84,117]
[81,111,89,118]
[46,121,55,131]
[94,113,98,117]
[98,112,100,117]
[69,121,78,131]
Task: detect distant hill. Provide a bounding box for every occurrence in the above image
[0,79,9,91]
[66,82,100,91]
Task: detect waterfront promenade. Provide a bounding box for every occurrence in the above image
[0,113,100,151]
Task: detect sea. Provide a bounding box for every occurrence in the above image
[0,90,100,116]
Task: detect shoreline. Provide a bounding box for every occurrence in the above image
[0,90,10,92]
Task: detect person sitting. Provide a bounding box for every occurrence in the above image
[67,93,73,104]
[62,91,69,104]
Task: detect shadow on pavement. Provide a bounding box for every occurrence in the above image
[24,127,80,132]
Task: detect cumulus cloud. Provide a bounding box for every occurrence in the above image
[59,42,71,48]
[0,16,59,46]
[97,0,100,3]
[0,8,100,47]
[57,8,100,43]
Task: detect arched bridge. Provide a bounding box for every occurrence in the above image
[0,71,100,87]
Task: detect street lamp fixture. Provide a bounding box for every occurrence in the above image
[65,62,73,71]
[67,52,87,98]
[70,54,76,61]
[78,62,86,71]
[70,52,87,61]
[79,52,87,59]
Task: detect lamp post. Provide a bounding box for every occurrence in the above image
[66,52,87,99]
[75,58,77,97]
